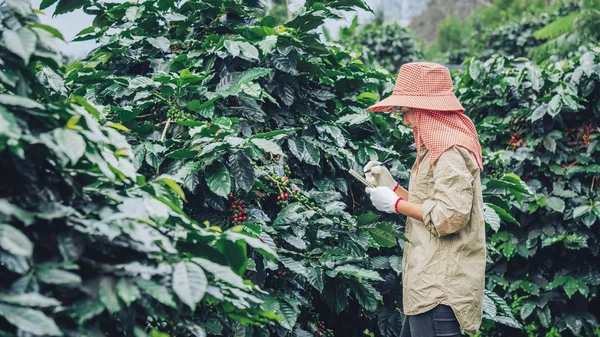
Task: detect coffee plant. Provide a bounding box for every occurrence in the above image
[0,0,567,336]
[456,51,600,336]
[0,2,277,337]
[337,17,422,73]
[479,2,580,60]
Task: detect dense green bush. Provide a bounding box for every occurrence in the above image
[1,0,566,336]
[0,2,275,337]
[60,0,518,336]
[481,2,579,60]
[456,51,600,337]
[337,18,422,72]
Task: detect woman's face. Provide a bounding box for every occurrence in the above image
[401,107,416,128]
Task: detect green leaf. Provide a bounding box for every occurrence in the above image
[322,281,349,313]
[37,268,81,285]
[54,129,86,165]
[147,37,170,52]
[258,35,277,55]
[287,138,320,166]
[389,256,402,276]
[116,279,140,307]
[186,100,201,112]
[306,267,324,292]
[547,276,568,290]
[547,95,562,117]
[229,152,255,192]
[205,163,231,198]
[333,265,383,281]
[487,204,519,225]
[273,203,314,226]
[351,282,381,312]
[0,94,44,110]
[28,23,64,40]
[99,277,121,314]
[356,92,378,101]
[520,302,535,320]
[366,222,398,248]
[238,41,259,59]
[150,329,170,337]
[530,104,547,122]
[224,232,277,260]
[172,261,208,311]
[72,298,104,325]
[279,256,307,276]
[197,99,216,119]
[106,122,130,132]
[39,0,58,10]
[191,258,248,289]
[73,96,101,119]
[537,306,551,328]
[3,28,37,64]
[251,138,284,156]
[217,68,272,97]
[468,60,482,81]
[356,212,380,226]
[546,196,565,213]
[484,204,501,232]
[224,40,240,57]
[277,300,300,330]
[573,205,591,218]
[0,224,33,257]
[155,175,187,202]
[543,131,561,153]
[129,77,155,89]
[337,112,369,126]
[0,293,60,307]
[0,303,62,336]
[563,277,578,298]
[54,0,85,15]
[135,278,177,308]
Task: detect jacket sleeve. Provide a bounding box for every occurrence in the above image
[421,147,475,237]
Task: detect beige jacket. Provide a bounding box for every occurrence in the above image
[402,145,486,336]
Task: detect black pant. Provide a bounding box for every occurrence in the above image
[400,304,462,337]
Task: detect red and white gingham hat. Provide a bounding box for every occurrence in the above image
[366,62,464,113]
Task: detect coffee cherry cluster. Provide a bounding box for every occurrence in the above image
[583,124,593,146]
[314,320,333,337]
[508,133,520,149]
[284,163,291,176]
[167,106,193,121]
[229,193,247,223]
[276,270,286,277]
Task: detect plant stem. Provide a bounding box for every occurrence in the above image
[161,118,171,142]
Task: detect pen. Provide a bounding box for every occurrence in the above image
[364,158,394,173]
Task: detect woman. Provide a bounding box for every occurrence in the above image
[363,62,486,337]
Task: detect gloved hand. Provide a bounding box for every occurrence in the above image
[363,161,398,190]
[365,186,402,214]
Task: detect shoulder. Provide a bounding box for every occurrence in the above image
[439,146,478,168]
[437,146,469,165]
[434,146,477,180]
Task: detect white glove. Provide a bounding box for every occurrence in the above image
[365,186,401,214]
[363,161,398,190]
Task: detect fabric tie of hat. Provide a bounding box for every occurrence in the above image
[366,62,465,113]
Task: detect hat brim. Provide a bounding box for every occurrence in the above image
[365,94,465,113]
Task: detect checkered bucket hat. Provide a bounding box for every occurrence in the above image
[366,62,464,113]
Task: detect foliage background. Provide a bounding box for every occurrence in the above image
[0,0,599,337]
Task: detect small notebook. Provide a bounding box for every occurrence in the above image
[348,169,376,188]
